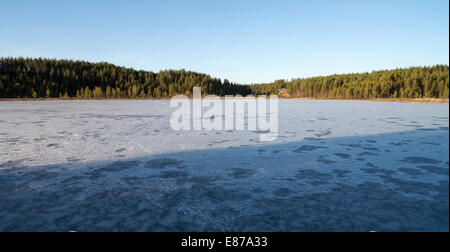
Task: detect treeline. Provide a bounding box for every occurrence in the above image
[0,57,448,99]
[0,57,251,98]
[250,65,449,99]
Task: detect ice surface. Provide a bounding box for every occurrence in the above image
[0,100,448,231]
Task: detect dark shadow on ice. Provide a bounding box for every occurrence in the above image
[0,129,448,232]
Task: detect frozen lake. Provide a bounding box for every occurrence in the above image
[0,100,448,231]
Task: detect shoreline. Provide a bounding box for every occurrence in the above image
[0,97,448,103]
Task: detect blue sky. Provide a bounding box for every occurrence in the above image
[1,0,448,83]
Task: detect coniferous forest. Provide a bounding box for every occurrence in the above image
[0,57,251,99]
[0,57,448,99]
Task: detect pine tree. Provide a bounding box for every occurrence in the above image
[106,86,112,98]
[46,88,51,98]
[85,87,92,98]
[93,86,104,98]
[63,92,70,99]
[0,80,4,96]
[32,89,38,98]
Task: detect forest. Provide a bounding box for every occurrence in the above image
[251,65,449,99]
[0,57,448,99]
[0,57,251,99]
